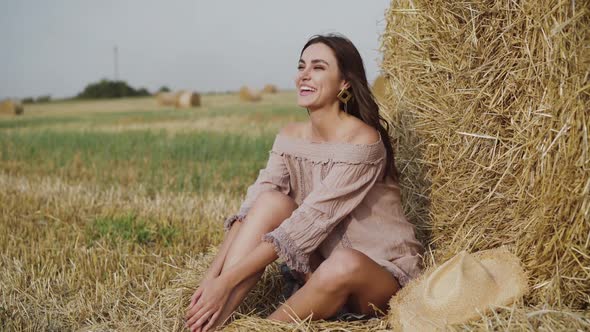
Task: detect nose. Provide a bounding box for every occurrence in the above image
[297,65,311,83]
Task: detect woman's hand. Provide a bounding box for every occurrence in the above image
[185,276,232,332]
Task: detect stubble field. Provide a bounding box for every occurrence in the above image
[0,91,319,330]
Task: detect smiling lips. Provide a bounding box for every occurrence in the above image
[299,85,316,96]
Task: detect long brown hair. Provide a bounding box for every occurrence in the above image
[301,33,399,182]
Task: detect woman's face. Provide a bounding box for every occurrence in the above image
[295,42,348,109]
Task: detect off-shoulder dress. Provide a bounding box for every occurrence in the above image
[224,131,424,287]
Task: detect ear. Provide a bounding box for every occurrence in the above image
[340,80,351,90]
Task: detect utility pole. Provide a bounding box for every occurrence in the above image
[114,45,119,81]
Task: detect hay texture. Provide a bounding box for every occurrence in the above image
[381,0,589,310]
[176,91,201,108]
[263,84,279,93]
[371,75,386,102]
[239,86,262,102]
[0,99,24,115]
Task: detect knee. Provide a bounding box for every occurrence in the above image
[310,248,365,293]
[243,191,297,230]
[250,191,297,218]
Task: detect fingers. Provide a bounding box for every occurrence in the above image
[191,320,205,332]
[186,309,205,332]
[187,303,210,327]
[188,287,203,309]
[190,308,213,331]
[186,286,207,317]
[185,301,199,321]
[203,310,221,332]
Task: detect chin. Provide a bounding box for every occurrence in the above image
[296,96,318,109]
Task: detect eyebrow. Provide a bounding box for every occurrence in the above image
[298,59,329,66]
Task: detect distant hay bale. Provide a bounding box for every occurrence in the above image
[371,75,386,101]
[0,99,24,115]
[176,91,201,108]
[239,86,262,102]
[156,90,200,108]
[155,92,177,106]
[262,84,278,93]
[382,0,589,310]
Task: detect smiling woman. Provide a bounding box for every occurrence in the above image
[184,33,424,332]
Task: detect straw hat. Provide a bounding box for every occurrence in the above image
[389,247,528,331]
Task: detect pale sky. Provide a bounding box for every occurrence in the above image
[0,0,391,99]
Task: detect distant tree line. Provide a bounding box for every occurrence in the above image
[20,81,172,102]
[76,79,152,99]
[22,95,52,104]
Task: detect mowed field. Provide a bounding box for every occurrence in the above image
[0,91,312,330]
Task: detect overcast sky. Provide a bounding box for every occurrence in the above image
[0,0,391,99]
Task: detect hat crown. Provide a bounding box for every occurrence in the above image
[423,251,498,309]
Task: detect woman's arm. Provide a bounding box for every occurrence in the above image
[222,136,291,232]
[202,220,241,281]
[218,240,279,288]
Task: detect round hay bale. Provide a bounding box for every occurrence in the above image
[156,92,177,106]
[371,75,386,101]
[0,99,24,115]
[176,91,201,108]
[262,84,278,93]
[381,0,589,309]
[239,86,262,102]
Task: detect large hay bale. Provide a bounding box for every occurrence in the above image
[262,84,278,93]
[371,75,386,101]
[176,91,201,108]
[0,99,24,115]
[156,92,178,106]
[381,0,589,309]
[239,86,262,102]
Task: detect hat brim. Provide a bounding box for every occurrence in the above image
[389,247,528,331]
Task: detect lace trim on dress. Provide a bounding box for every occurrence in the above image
[223,213,246,232]
[385,264,412,288]
[262,226,312,274]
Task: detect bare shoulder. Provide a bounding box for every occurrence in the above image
[348,119,380,145]
[278,122,306,139]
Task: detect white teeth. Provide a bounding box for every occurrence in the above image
[300,86,316,92]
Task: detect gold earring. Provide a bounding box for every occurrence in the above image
[337,87,352,104]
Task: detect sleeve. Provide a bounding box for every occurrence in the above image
[223,137,290,232]
[261,160,384,273]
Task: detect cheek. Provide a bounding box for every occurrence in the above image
[320,80,338,97]
[321,73,340,92]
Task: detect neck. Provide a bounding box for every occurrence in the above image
[307,101,350,141]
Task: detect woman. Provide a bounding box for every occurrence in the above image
[184,33,424,332]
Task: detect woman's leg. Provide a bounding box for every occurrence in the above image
[267,248,400,322]
[209,190,298,329]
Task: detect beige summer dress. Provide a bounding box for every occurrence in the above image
[224,131,424,287]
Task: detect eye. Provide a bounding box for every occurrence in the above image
[314,66,324,70]
[297,65,304,70]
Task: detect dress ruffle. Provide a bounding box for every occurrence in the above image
[385,264,412,288]
[262,226,312,274]
[223,213,246,232]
